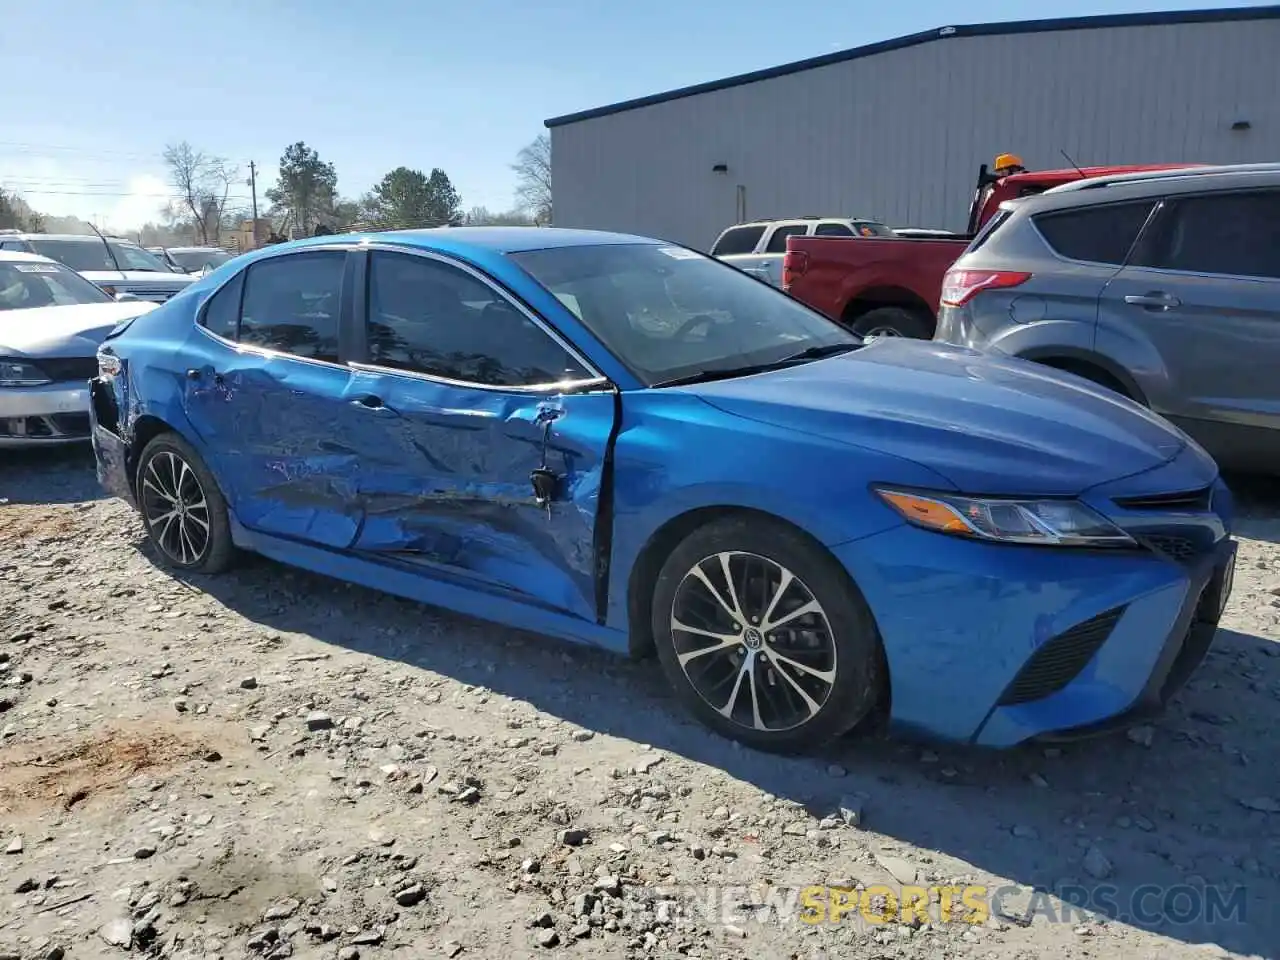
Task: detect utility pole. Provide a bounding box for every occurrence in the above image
[247,161,260,245]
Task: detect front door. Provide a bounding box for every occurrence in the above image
[181,247,375,548]
[1098,189,1280,470]
[343,247,615,621]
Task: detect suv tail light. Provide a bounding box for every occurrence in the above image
[940,269,1031,307]
[781,251,809,290]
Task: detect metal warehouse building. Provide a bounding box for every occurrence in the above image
[545,5,1280,251]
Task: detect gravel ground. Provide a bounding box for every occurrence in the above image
[1,446,1278,960]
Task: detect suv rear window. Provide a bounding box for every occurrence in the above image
[711,225,766,256]
[1033,201,1156,265]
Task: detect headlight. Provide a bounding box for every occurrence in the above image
[0,359,52,387]
[97,347,122,378]
[874,487,1135,547]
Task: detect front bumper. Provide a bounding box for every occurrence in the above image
[88,377,136,505]
[0,381,92,446]
[834,518,1236,748]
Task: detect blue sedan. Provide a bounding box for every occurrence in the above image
[88,228,1237,753]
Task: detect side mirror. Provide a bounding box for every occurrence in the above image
[115,292,141,302]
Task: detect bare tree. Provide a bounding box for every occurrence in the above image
[163,142,239,244]
[512,134,552,225]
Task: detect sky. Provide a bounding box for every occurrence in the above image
[0,0,1267,230]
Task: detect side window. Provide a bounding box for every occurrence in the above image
[239,252,345,362]
[199,271,244,340]
[710,225,766,256]
[765,225,809,253]
[1033,201,1156,265]
[815,222,855,237]
[365,251,590,387]
[1133,191,1280,280]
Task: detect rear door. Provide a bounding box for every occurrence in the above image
[180,247,379,548]
[1099,188,1280,469]
[342,247,615,622]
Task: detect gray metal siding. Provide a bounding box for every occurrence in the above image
[551,19,1280,250]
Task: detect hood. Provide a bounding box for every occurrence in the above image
[687,339,1189,496]
[0,301,158,357]
[80,270,196,284]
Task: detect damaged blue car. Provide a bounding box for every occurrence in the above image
[89,228,1237,753]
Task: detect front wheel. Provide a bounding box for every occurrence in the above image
[136,432,236,574]
[651,516,883,754]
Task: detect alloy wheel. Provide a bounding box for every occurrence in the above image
[139,450,212,565]
[862,325,901,339]
[669,551,838,732]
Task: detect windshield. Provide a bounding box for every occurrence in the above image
[168,249,232,272]
[509,243,857,386]
[29,238,170,273]
[0,259,113,311]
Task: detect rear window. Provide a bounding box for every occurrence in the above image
[710,225,766,256]
[1033,201,1156,265]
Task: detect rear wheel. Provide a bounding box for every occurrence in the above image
[850,306,934,340]
[651,516,882,754]
[136,433,235,574]
[1043,361,1135,401]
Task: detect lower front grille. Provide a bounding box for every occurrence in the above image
[1140,533,1211,564]
[998,606,1124,706]
[0,413,91,439]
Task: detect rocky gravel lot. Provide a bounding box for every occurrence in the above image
[1,446,1279,960]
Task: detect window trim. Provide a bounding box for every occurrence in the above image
[193,245,355,372]
[1126,189,1280,284]
[1029,198,1160,268]
[349,244,610,395]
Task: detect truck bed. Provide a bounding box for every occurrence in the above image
[783,234,969,328]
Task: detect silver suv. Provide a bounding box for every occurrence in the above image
[934,163,1280,474]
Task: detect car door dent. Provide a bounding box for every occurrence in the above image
[347,378,613,622]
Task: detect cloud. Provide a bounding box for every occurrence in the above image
[107,174,173,231]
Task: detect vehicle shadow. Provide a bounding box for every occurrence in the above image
[0,445,102,505]
[1226,472,1280,546]
[140,532,1280,957]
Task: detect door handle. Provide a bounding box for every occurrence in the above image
[350,395,397,415]
[1124,293,1181,309]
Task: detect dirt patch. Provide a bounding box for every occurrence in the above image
[0,503,83,543]
[0,723,217,813]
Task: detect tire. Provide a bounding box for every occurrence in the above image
[851,306,934,340]
[135,432,236,574]
[1051,363,1134,401]
[650,515,882,754]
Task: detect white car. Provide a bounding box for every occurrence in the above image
[711,217,896,287]
[0,233,197,303]
[0,250,157,446]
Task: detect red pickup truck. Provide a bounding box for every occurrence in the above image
[782,162,1199,338]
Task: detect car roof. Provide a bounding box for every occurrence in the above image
[6,233,139,243]
[281,226,662,256]
[0,249,59,264]
[1002,163,1280,216]
[169,246,227,253]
